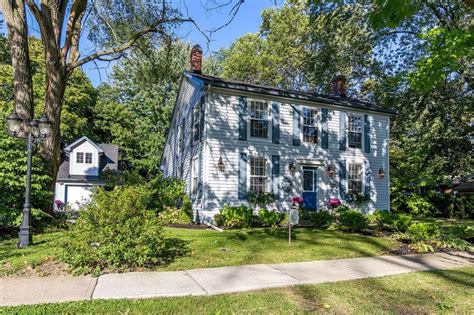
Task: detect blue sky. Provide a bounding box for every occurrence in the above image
[84,0,280,86]
[0,0,279,86]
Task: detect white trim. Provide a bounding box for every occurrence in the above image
[247,98,272,142]
[64,136,103,154]
[248,155,271,193]
[346,159,366,194]
[346,112,364,151]
[387,116,391,211]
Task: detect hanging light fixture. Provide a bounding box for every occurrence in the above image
[379,168,385,179]
[326,165,335,177]
[217,156,225,172]
[289,162,296,174]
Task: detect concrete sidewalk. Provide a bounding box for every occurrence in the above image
[1,251,473,307]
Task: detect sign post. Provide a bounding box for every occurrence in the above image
[289,207,299,244]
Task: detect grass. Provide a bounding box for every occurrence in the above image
[416,217,474,229]
[160,227,399,271]
[0,232,64,276]
[2,267,473,314]
[0,227,398,276]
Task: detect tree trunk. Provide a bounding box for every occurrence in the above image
[0,0,34,124]
[40,38,68,213]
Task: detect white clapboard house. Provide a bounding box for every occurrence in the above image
[54,136,118,210]
[161,45,395,223]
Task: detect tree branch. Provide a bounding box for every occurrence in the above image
[67,17,192,71]
[62,0,87,61]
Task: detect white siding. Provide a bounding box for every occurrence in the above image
[160,74,206,219]
[69,142,100,176]
[203,89,390,219]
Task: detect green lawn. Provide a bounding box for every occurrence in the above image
[0,232,64,276]
[160,227,399,271]
[2,267,473,314]
[1,227,399,276]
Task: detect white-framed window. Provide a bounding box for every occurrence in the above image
[193,106,201,142]
[192,156,200,196]
[76,152,84,163]
[348,162,363,194]
[250,156,268,193]
[348,114,362,148]
[249,100,270,139]
[302,107,318,143]
[85,153,93,164]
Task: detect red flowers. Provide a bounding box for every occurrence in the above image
[328,198,341,207]
[291,196,304,204]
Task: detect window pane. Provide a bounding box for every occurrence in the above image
[250,157,267,193]
[85,153,92,164]
[76,152,84,163]
[348,163,363,193]
[250,177,267,193]
[303,170,314,191]
[303,126,318,143]
[250,120,268,138]
[348,132,361,148]
[250,157,266,176]
[250,101,269,138]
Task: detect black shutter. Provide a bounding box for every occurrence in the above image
[292,105,301,146]
[272,155,280,199]
[339,160,347,200]
[322,108,329,149]
[339,112,346,151]
[199,95,205,141]
[272,101,280,144]
[239,96,248,141]
[364,114,371,153]
[238,152,248,199]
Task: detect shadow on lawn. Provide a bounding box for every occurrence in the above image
[160,237,191,266]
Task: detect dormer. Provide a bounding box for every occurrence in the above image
[64,136,103,177]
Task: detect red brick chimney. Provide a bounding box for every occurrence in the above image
[332,74,347,97]
[190,44,203,74]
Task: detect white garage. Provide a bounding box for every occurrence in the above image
[66,185,94,210]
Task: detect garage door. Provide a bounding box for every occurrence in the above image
[66,185,94,210]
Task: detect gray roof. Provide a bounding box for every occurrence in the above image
[57,142,119,181]
[189,72,396,115]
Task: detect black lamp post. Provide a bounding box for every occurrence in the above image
[5,111,52,248]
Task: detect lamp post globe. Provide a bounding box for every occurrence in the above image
[38,114,52,138]
[6,111,22,136]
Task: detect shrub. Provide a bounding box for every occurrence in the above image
[371,209,395,230]
[308,211,334,229]
[60,186,177,275]
[247,192,276,209]
[334,205,351,215]
[393,213,412,232]
[339,210,369,232]
[258,209,283,227]
[146,175,187,213]
[219,205,253,227]
[396,222,472,253]
[448,224,474,240]
[213,213,225,226]
[159,196,194,225]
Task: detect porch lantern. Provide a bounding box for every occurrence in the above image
[378,168,385,179]
[217,156,225,172]
[289,162,296,174]
[326,165,335,177]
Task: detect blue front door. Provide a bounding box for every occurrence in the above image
[302,168,318,211]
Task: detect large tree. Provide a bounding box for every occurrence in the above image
[92,39,190,177]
